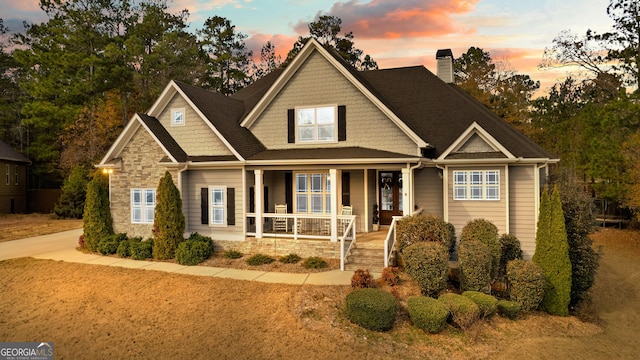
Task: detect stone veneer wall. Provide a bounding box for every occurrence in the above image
[213,238,343,260]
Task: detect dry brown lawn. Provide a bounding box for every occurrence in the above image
[0,213,83,242]
[0,217,639,359]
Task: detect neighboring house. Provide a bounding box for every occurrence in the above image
[98,39,557,268]
[0,140,30,214]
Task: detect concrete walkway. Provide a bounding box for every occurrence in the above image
[0,229,353,285]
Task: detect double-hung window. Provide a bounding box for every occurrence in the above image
[453,170,500,200]
[297,106,336,143]
[295,173,331,213]
[5,164,9,185]
[210,186,226,225]
[131,189,156,223]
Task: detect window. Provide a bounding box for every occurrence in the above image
[171,108,185,126]
[295,173,331,213]
[131,189,156,223]
[210,186,226,225]
[296,106,336,143]
[5,165,8,185]
[453,170,500,200]
[15,165,18,185]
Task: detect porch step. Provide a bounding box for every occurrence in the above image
[344,245,386,273]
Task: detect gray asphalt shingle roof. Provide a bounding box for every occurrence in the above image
[0,140,30,164]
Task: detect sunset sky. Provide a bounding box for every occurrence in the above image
[2,0,615,95]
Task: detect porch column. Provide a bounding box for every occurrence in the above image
[402,167,411,216]
[330,169,338,242]
[255,169,263,238]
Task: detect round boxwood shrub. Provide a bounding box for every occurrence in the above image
[507,259,545,312]
[396,214,453,253]
[403,242,449,297]
[279,253,301,264]
[407,296,450,333]
[499,234,523,279]
[175,233,214,266]
[246,253,275,266]
[302,257,328,269]
[130,237,153,260]
[223,249,243,259]
[457,240,492,292]
[438,293,480,329]
[460,219,501,279]
[496,299,521,319]
[97,233,128,255]
[345,288,398,332]
[116,239,131,258]
[462,291,498,318]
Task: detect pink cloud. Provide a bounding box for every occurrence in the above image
[294,0,480,39]
[245,33,298,62]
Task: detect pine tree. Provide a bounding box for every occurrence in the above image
[152,171,185,259]
[83,174,114,252]
[533,186,572,316]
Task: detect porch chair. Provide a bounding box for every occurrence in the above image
[340,206,353,233]
[274,204,288,232]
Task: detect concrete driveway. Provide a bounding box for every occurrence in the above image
[0,228,83,261]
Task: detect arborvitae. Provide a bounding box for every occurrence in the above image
[55,165,89,219]
[533,186,572,316]
[83,175,114,252]
[152,171,185,259]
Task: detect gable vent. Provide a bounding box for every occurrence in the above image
[436,49,454,83]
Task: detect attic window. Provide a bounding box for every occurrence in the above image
[296,106,336,143]
[172,108,185,126]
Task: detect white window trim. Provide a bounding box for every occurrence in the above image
[209,185,227,227]
[5,164,9,185]
[131,189,156,224]
[295,105,338,144]
[171,108,185,126]
[453,170,500,201]
[14,165,18,185]
[294,172,332,214]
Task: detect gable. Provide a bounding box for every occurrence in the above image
[439,122,514,161]
[158,94,233,156]
[457,133,494,153]
[246,51,420,156]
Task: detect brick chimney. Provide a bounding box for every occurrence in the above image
[436,49,454,83]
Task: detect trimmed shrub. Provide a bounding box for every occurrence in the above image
[403,242,449,297]
[462,291,498,318]
[507,259,545,312]
[381,266,400,287]
[345,288,398,332]
[396,214,453,252]
[55,165,89,219]
[246,253,275,266]
[460,219,501,280]
[97,233,127,255]
[533,186,572,316]
[279,253,301,264]
[175,233,214,266]
[499,234,523,279]
[116,239,130,258]
[223,249,243,259]
[438,293,480,329]
[407,296,450,334]
[82,175,114,252]
[130,238,153,260]
[351,269,375,289]
[303,257,328,269]
[496,299,521,319]
[446,222,457,256]
[457,240,492,292]
[152,171,185,260]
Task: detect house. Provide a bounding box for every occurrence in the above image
[0,140,30,213]
[97,39,557,269]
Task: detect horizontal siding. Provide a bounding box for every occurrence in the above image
[509,165,537,260]
[446,166,507,238]
[250,52,418,155]
[414,167,443,217]
[349,170,365,233]
[158,94,233,156]
[185,169,244,241]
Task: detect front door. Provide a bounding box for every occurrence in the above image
[379,171,402,225]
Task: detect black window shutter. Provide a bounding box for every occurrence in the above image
[227,188,236,226]
[338,105,346,141]
[200,188,208,225]
[342,172,351,206]
[249,187,255,213]
[285,172,292,213]
[287,109,295,143]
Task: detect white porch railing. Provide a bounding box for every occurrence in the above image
[246,213,355,240]
[383,208,424,268]
[340,217,357,271]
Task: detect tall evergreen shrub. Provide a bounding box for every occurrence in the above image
[83,175,114,252]
[152,171,185,260]
[55,165,89,219]
[533,186,572,316]
[460,219,501,280]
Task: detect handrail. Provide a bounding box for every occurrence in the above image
[339,216,356,271]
